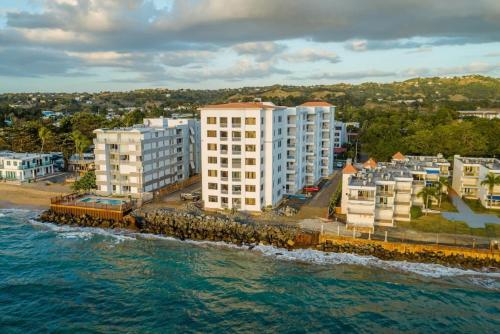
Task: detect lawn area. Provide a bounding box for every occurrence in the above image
[463,198,500,217]
[437,195,458,212]
[397,214,500,238]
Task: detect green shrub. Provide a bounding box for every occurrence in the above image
[410,206,423,219]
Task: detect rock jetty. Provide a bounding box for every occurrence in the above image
[38,209,499,270]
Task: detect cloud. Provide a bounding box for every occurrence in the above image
[345,37,481,52]
[233,42,287,61]
[484,51,500,57]
[159,50,216,66]
[282,48,340,63]
[189,59,291,81]
[307,70,397,80]
[402,61,500,77]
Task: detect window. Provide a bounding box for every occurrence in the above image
[208,157,217,164]
[232,117,241,127]
[207,130,217,137]
[232,145,241,153]
[245,145,256,152]
[245,185,256,192]
[208,183,218,190]
[245,131,256,138]
[232,131,241,140]
[220,117,228,126]
[208,195,218,203]
[207,117,216,124]
[221,157,228,167]
[245,198,256,205]
[232,171,241,181]
[245,117,256,125]
[207,143,217,151]
[232,158,241,168]
[245,158,256,165]
[208,170,218,177]
[245,171,256,179]
[220,131,228,139]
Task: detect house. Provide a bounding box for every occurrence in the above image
[0,151,55,182]
[452,155,500,210]
[457,109,500,120]
[68,153,95,175]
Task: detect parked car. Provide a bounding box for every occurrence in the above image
[180,192,201,201]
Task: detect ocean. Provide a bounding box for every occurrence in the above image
[0,208,499,333]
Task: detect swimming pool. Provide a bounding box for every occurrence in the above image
[78,197,125,206]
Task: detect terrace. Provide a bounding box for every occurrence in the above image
[50,194,134,221]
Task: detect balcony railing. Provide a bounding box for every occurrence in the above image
[220,150,228,154]
[221,189,228,194]
[349,196,375,201]
[221,177,228,181]
[232,123,241,128]
[220,137,228,141]
[233,150,241,155]
[220,123,228,128]
[233,190,241,195]
[232,164,242,168]
[221,163,228,168]
[232,178,241,182]
[232,137,242,141]
[377,191,395,197]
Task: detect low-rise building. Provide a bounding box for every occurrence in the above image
[68,153,95,175]
[452,155,500,210]
[0,151,55,182]
[458,109,500,119]
[341,152,450,230]
[93,117,200,199]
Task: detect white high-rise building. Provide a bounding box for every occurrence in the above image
[201,102,287,211]
[200,101,336,211]
[94,117,200,198]
[285,102,335,193]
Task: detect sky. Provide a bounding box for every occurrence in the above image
[0,0,499,93]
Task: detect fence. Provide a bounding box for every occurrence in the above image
[155,174,201,198]
[312,219,500,253]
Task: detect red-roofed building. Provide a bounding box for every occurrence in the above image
[392,152,406,161]
[363,158,377,169]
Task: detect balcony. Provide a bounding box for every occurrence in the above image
[233,150,241,155]
[220,137,228,141]
[232,164,242,168]
[221,189,228,194]
[220,122,228,128]
[221,177,228,181]
[232,123,241,128]
[377,191,395,197]
[221,202,229,208]
[233,190,241,195]
[221,163,228,168]
[376,204,393,209]
[349,196,375,201]
[232,178,241,182]
[232,137,242,142]
[220,150,228,154]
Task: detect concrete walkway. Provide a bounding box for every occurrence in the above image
[442,193,500,228]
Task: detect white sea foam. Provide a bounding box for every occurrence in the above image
[29,220,136,244]
[30,219,499,287]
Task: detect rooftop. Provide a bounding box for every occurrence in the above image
[201,102,284,109]
[0,151,51,160]
[455,156,500,170]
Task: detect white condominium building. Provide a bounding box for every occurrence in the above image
[333,121,347,149]
[457,109,500,119]
[341,152,450,229]
[94,117,200,198]
[201,102,287,211]
[452,155,500,210]
[285,102,335,193]
[0,151,55,182]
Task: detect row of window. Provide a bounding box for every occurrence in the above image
[207,170,258,179]
[206,117,258,125]
[208,183,258,192]
[207,143,259,152]
[207,130,257,138]
[208,196,257,205]
[208,157,257,165]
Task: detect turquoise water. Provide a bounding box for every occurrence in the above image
[0,209,499,333]
[79,197,124,205]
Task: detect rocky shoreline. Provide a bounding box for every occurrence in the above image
[38,209,499,271]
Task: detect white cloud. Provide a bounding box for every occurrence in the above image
[282,48,340,63]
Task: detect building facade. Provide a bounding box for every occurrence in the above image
[68,153,95,175]
[452,155,500,210]
[200,102,287,211]
[0,151,55,182]
[341,152,450,230]
[458,109,500,119]
[285,102,335,193]
[94,117,199,198]
[200,101,336,211]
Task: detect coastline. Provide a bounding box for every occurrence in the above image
[0,183,70,210]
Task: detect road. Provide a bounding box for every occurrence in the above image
[160,181,202,202]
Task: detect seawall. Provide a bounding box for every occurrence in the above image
[38,209,499,270]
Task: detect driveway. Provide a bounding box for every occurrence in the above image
[442,192,500,228]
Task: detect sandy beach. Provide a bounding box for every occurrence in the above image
[0,182,71,210]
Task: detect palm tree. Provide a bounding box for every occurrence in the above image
[417,186,438,215]
[38,126,51,153]
[436,176,449,208]
[480,173,500,209]
[71,131,91,179]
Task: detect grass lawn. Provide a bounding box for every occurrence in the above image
[397,214,500,238]
[463,198,500,217]
[437,195,458,212]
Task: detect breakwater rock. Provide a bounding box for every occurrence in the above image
[318,240,499,270]
[39,209,319,249]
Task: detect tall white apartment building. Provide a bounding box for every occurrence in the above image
[341,152,450,229]
[452,155,500,210]
[285,102,335,193]
[94,117,200,198]
[0,151,55,182]
[200,102,287,211]
[333,121,347,149]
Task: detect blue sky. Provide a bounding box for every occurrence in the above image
[0,0,499,93]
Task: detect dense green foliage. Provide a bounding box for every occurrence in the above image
[72,170,96,192]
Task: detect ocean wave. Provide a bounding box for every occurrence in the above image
[30,220,499,287]
[29,220,136,244]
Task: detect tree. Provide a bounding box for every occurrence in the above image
[38,126,52,153]
[417,186,438,214]
[436,177,449,208]
[72,170,96,192]
[480,173,500,209]
[71,130,91,160]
